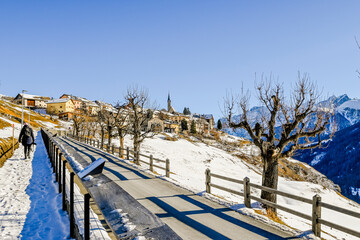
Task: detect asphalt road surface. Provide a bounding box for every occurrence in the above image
[58,137,299,240]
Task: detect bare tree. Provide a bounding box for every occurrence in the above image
[72,113,86,137]
[114,102,129,158]
[125,86,157,159]
[97,108,116,148]
[224,74,331,214]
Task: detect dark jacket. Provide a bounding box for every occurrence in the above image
[19,125,34,146]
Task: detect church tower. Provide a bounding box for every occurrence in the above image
[167,93,176,113]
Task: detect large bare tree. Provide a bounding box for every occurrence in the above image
[125,86,157,160]
[224,74,331,213]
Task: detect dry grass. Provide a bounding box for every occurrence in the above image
[254,209,287,226]
[211,130,221,142]
[234,153,262,167]
[278,159,305,181]
[164,135,178,141]
[0,118,11,129]
[0,100,59,129]
[0,137,19,168]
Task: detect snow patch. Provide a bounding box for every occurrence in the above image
[310,152,326,166]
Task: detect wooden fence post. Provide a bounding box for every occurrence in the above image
[243,177,251,208]
[150,155,154,172]
[84,193,91,240]
[112,145,115,154]
[126,147,129,160]
[55,147,58,176]
[70,172,75,238]
[58,152,62,193]
[166,159,170,177]
[312,194,322,237]
[205,168,211,193]
[119,146,122,158]
[62,159,67,211]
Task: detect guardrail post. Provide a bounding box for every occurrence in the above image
[84,193,91,240]
[70,172,75,238]
[62,159,67,211]
[55,147,58,176]
[312,194,322,237]
[58,152,62,193]
[112,145,115,154]
[150,155,154,172]
[49,140,53,168]
[243,177,251,208]
[126,147,129,160]
[166,159,170,177]
[205,168,211,193]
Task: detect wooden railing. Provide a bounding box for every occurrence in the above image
[42,129,116,240]
[205,168,360,238]
[69,135,170,178]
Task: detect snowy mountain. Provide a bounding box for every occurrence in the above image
[294,121,360,204]
[222,94,360,137]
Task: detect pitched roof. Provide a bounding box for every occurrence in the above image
[47,98,73,104]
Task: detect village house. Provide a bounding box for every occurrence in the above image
[59,93,100,115]
[13,93,50,109]
[47,98,75,115]
[60,94,83,109]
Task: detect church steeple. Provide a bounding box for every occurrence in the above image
[167,92,175,113]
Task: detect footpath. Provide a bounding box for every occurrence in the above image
[0,132,70,239]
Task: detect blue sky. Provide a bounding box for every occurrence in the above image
[1,1,359,119]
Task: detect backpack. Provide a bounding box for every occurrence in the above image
[24,127,32,138]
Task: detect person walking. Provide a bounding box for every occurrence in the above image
[18,123,34,159]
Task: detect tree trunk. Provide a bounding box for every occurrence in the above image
[261,154,279,214]
[108,126,112,146]
[133,133,140,163]
[120,136,124,158]
[101,129,105,149]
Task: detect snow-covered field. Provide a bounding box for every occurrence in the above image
[0,132,70,239]
[106,133,360,240]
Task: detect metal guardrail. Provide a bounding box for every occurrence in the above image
[205,168,360,238]
[41,129,117,240]
[69,135,170,178]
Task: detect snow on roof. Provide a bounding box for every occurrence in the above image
[19,93,50,100]
[47,98,72,104]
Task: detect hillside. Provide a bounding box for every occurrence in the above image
[0,98,68,166]
[104,131,360,240]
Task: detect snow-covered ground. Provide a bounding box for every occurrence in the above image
[106,133,360,240]
[0,132,70,239]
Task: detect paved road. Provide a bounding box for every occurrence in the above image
[58,137,297,240]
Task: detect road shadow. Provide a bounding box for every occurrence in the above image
[147,194,290,240]
[60,137,150,180]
